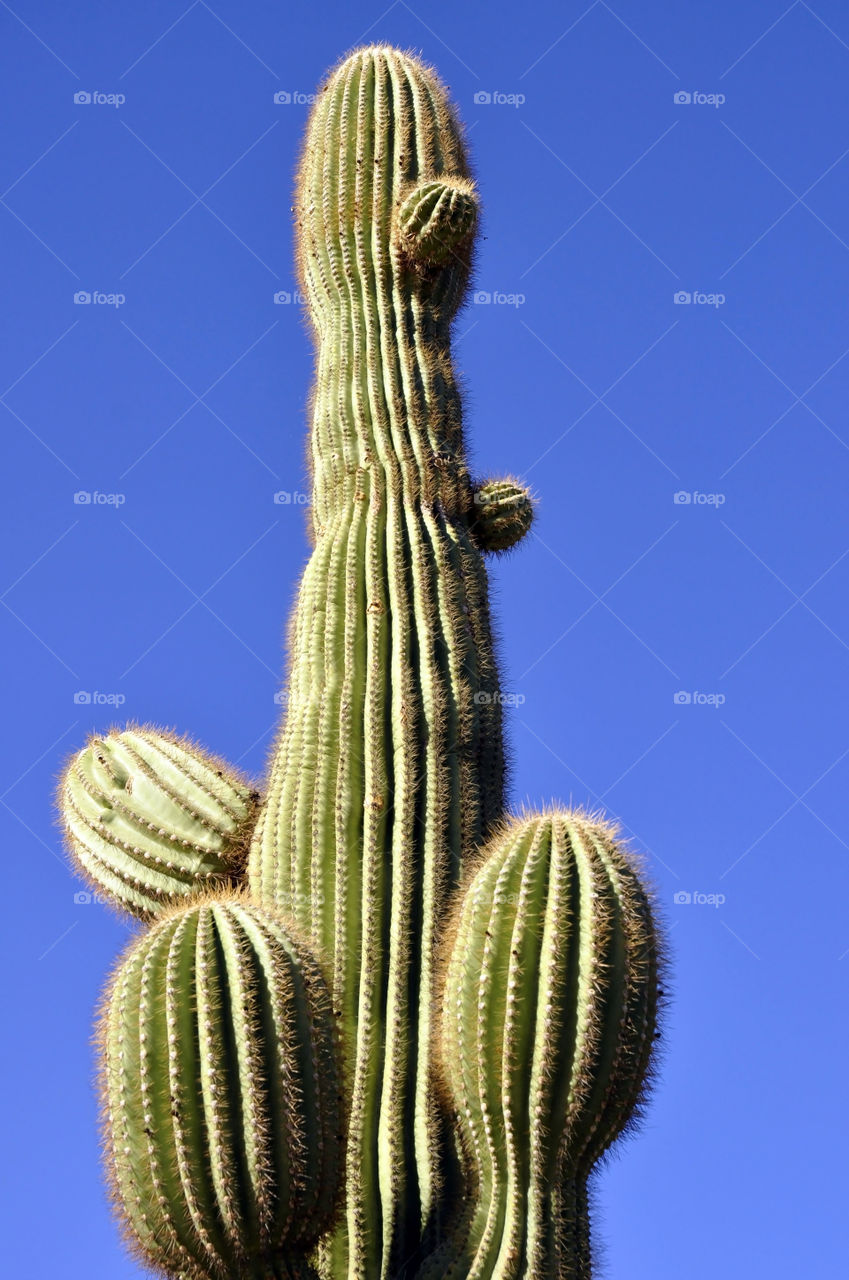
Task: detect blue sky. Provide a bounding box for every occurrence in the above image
[2,1,848,1276]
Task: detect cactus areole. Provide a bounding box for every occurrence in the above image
[59,45,663,1280]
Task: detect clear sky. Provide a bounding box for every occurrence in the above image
[2,2,847,1276]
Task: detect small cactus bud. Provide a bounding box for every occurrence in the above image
[470,477,535,552]
[397,178,478,266]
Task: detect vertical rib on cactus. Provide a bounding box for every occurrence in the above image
[247,46,504,1277]
[99,895,343,1280]
[430,812,661,1279]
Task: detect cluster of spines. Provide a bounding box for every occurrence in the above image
[431,811,661,1279]
[60,727,257,919]
[100,894,343,1280]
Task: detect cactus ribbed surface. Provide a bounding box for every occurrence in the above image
[430,813,661,1279]
[59,42,663,1280]
[99,895,342,1279]
[248,46,507,1277]
[60,727,258,919]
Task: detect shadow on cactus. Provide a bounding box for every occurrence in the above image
[58,43,665,1280]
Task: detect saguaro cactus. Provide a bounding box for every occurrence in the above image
[59,43,663,1280]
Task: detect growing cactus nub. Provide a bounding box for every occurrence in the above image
[470,479,535,553]
[60,41,663,1280]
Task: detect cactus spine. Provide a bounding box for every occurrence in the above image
[99,895,343,1279]
[248,47,507,1276]
[59,42,662,1280]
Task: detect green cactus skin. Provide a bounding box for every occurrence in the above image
[247,47,516,1277]
[469,479,535,554]
[99,894,343,1280]
[60,727,258,920]
[428,812,661,1280]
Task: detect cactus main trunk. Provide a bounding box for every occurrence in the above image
[247,48,503,1278]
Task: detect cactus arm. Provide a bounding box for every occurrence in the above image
[99,896,344,1280]
[59,726,259,918]
[430,813,662,1279]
